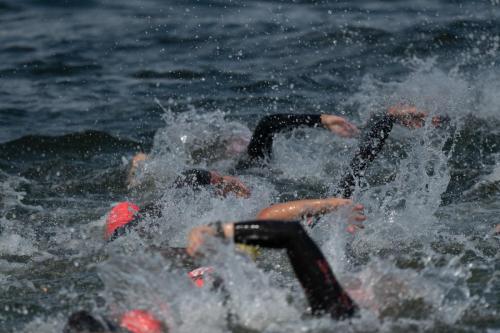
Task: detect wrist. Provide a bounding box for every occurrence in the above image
[223,223,234,238]
[209,171,223,185]
[320,114,329,126]
[208,221,225,238]
[207,222,234,239]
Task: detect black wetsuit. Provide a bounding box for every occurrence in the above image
[236,114,323,169]
[144,112,425,201]
[335,112,450,198]
[336,113,395,198]
[65,220,356,332]
[172,114,325,186]
[173,168,212,189]
[63,311,121,333]
[234,220,357,319]
[231,112,397,198]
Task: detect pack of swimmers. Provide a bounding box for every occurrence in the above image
[64,105,451,333]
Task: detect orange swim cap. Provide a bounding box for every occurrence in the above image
[105,202,140,240]
[120,309,163,333]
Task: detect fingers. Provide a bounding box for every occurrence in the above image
[321,115,359,138]
[348,212,366,224]
[221,176,251,198]
[127,152,148,188]
[343,121,360,136]
[353,214,367,222]
[330,121,359,138]
[231,180,251,198]
[346,224,364,234]
[348,203,366,226]
[389,105,437,129]
[352,203,364,211]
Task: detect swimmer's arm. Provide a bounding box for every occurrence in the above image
[187,220,357,318]
[174,169,213,188]
[246,114,359,160]
[336,105,449,198]
[175,169,251,198]
[336,112,395,198]
[388,104,449,129]
[256,198,366,230]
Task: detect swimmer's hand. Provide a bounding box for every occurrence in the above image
[494,224,500,235]
[388,104,446,129]
[210,172,251,198]
[186,223,234,256]
[321,115,360,138]
[127,152,148,188]
[346,203,366,234]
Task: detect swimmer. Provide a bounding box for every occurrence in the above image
[187,220,358,318]
[129,106,445,198]
[107,105,440,241]
[63,309,164,333]
[126,113,359,186]
[103,196,366,241]
[128,155,250,198]
[65,219,358,333]
[173,168,250,198]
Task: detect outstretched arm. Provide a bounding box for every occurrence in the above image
[337,105,449,198]
[242,114,359,165]
[174,169,251,198]
[256,198,365,231]
[187,220,358,319]
[336,112,395,198]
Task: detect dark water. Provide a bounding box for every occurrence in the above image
[1,0,499,332]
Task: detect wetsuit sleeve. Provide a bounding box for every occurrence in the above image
[246,114,322,160]
[63,311,116,333]
[233,220,357,319]
[174,169,212,189]
[336,113,395,198]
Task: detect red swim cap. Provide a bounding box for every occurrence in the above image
[105,202,140,240]
[188,266,214,288]
[120,310,163,333]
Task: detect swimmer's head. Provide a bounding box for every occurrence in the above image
[120,309,165,333]
[105,202,140,240]
[189,132,251,164]
[224,134,251,156]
